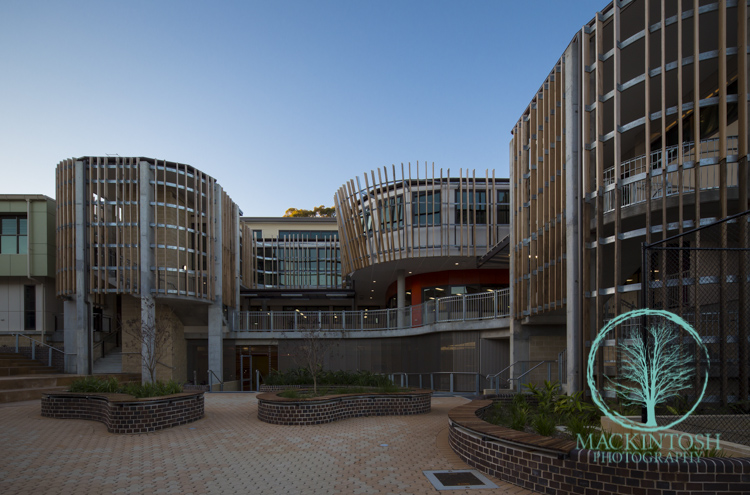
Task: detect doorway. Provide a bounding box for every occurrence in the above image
[236,345,278,391]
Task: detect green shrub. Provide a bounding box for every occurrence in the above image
[263,368,393,388]
[509,397,530,431]
[68,377,182,398]
[532,413,557,437]
[68,376,121,393]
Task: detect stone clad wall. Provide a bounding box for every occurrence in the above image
[448,400,750,495]
[41,392,204,434]
[257,391,431,426]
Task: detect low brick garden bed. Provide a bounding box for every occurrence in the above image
[257,389,431,425]
[41,391,204,434]
[448,399,750,495]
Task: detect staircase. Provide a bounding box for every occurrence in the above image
[0,352,139,403]
[93,348,122,374]
[0,352,76,403]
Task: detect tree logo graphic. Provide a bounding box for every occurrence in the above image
[586,309,711,433]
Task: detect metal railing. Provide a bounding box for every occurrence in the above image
[10,333,72,372]
[388,371,485,394]
[558,349,567,385]
[510,360,556,391]
[207,369,224,391]
[93,329,121,361]
[486,360,558,393]
[232,288,510,332]
[603,136,739,213]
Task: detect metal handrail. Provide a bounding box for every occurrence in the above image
[207,369,224,391]
[558,349,567,385]
[232,288,510,332]
[93,329,121,360]
[388,371,483,394]
[511,360,557,390]
[11,333,72,370]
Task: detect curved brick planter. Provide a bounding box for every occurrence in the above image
[257,389,431,425]
[448,400,750,495]
[41,391,204,434]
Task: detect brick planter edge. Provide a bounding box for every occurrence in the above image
[41,391,204,434]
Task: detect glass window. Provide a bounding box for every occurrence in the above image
[455,191,487,224]
[412,191,441,226]
[379,195,404,231]
[497,190,510,224]
[0,216,28,254]
[24,285,36,330]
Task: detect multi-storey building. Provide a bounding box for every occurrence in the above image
[55,157,240,381]
[509,0,749,395]
[46,157,513,390]
[229,165,513,390]
[0,195,60,344]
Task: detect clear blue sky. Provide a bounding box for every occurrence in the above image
[0,0,605,216]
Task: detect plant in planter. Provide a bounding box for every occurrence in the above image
[68,376,183,398]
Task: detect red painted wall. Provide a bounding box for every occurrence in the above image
[385,269,509,305]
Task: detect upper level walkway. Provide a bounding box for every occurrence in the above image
[602,135,740,214]
[231,288,511,338]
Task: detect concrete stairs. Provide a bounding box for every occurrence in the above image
[93,348,122,374]
[0,352,59,377]
[0,352,139,403]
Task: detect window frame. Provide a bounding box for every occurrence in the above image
[0,215,28,255]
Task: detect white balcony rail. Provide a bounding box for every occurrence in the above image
[232,288,510,332]
[603,136,739,213]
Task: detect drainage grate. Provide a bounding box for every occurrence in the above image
[423,470,498,491]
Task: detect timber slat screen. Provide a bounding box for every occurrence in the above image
[150,160,216,300]
[55,157,238,303]
[509,0,748,393]
[510,57,567,318]
[56,159,77,297]
[334,163,509,275]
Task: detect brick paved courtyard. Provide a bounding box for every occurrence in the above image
[0,394,536,495]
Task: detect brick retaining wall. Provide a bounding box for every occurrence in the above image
[257,390,431,425]
[448,400,750,495]
[41,391,204,434]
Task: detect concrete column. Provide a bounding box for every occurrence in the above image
[396,269,406,328]
[509,320,529,391]
[73,159,90,375]
[139,161,155,383]
[63,300,77,373]
[141,295,155,381]
[208,184,224,388]
[564,38,581,393]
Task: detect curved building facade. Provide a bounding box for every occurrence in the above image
[510,0,749,393]
[335,163,510,308]
[55,156,240,379]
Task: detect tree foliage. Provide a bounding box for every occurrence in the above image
[605,323,693,426]
[283,205,336,218]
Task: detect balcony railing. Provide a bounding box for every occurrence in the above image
[232,288,510,333]
[603,136,739,214]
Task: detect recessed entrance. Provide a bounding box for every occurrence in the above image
[236,345,277,391]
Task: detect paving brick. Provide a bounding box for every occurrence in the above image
[0,394,536,494]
